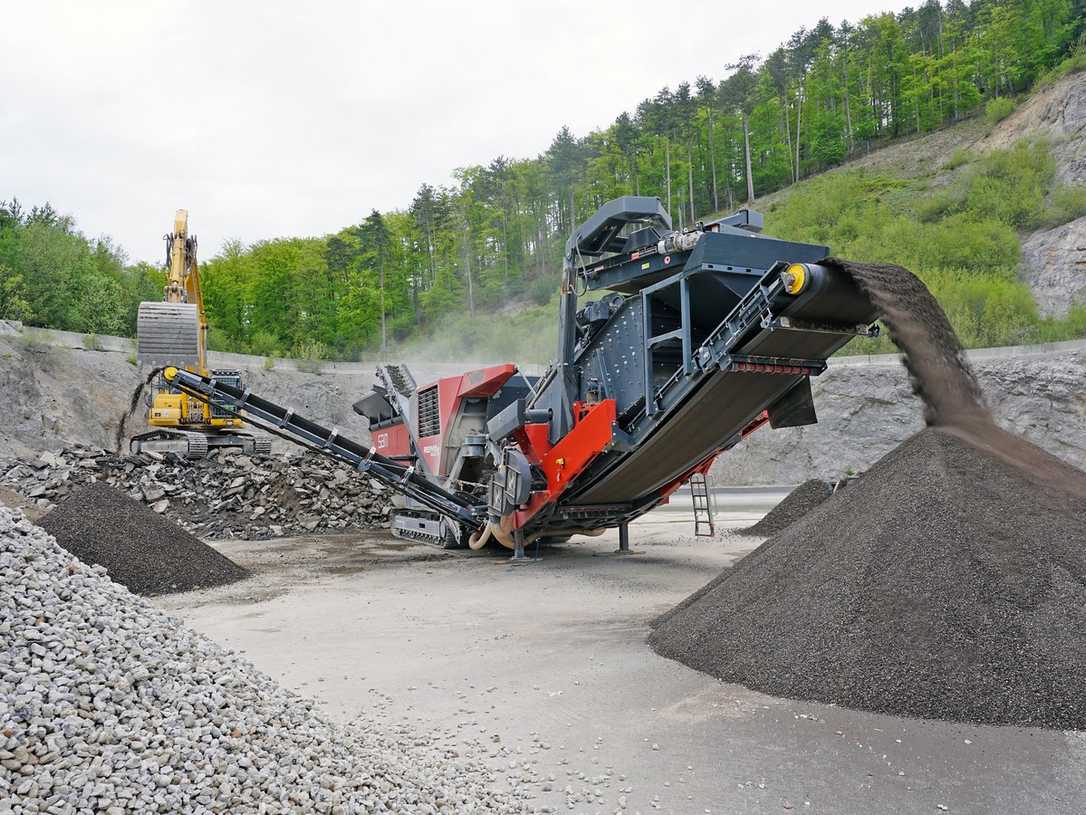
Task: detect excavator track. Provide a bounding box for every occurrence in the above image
[129,429,271,459]
[389,510,468,548]
[129,429,209,458]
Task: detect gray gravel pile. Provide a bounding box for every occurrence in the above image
[39,482,248,596]
[651,426,1086,728]
[0,507,529,813]
[0,446,390,540]
[743,479,833,536]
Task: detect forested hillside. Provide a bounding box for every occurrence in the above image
[0,202,162,337]
[2,0,1084,361]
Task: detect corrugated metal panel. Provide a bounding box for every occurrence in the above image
[417,385,440,437]
[137,302,200,365]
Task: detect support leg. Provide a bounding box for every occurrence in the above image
[593,520,642,556]
[618,522,630,553]
[511,530,527,561]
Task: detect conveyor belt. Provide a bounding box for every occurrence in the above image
[571,370,800,504]
[568,266,879,505]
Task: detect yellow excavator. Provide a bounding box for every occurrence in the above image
[130,209,271,458]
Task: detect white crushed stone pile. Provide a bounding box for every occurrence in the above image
[0,446,391,540]
[0,508,529,813]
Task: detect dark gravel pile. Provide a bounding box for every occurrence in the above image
[744,479,833,536]
[39,482,248,595]
[652,261,1086,728]
[0,447,390,540]
[651,426,1086,728]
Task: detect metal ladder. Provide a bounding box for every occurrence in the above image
[689,471,715,537]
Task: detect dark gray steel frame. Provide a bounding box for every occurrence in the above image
[519,262,877,537]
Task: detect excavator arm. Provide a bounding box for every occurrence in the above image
[137,209,207,371]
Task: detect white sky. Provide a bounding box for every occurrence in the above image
[2,0,914,264]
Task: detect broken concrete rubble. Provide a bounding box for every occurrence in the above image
[0,446,390,540]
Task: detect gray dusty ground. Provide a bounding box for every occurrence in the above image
[156,494,1086,815]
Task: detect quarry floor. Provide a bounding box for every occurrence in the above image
[157,491,1086,815]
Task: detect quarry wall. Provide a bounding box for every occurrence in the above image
[3,321,1082,484]
[711,339,1086,484]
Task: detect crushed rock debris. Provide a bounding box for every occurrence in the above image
[0,507,531,813]
[39,482,247,596]
[0,447,390,540]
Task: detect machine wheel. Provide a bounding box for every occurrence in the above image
[185,434,209,459]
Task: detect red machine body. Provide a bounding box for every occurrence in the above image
[371,364,517,477]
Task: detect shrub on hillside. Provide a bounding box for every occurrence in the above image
[1040,185,1086,228]
[528,275,557,306]
[917,139,1055,229]
[247,329,279,358]
[943,148,973,171]
[293,339,327,373]
[1033,46,1086,89]
[985,96,1016,125]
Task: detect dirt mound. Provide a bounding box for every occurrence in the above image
[651,426,1086,728]
[744,479,832,536]
[39,481,247,595]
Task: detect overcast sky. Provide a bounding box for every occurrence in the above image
[2,1,914,264]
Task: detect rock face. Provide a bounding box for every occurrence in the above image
[980,71,1086,185]
[1019,215,1086,316]
[712,344,1086,485]
[0,333,377,460]
[0,328,502,460]
[0,507,526,812]
[0,447,391,540]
